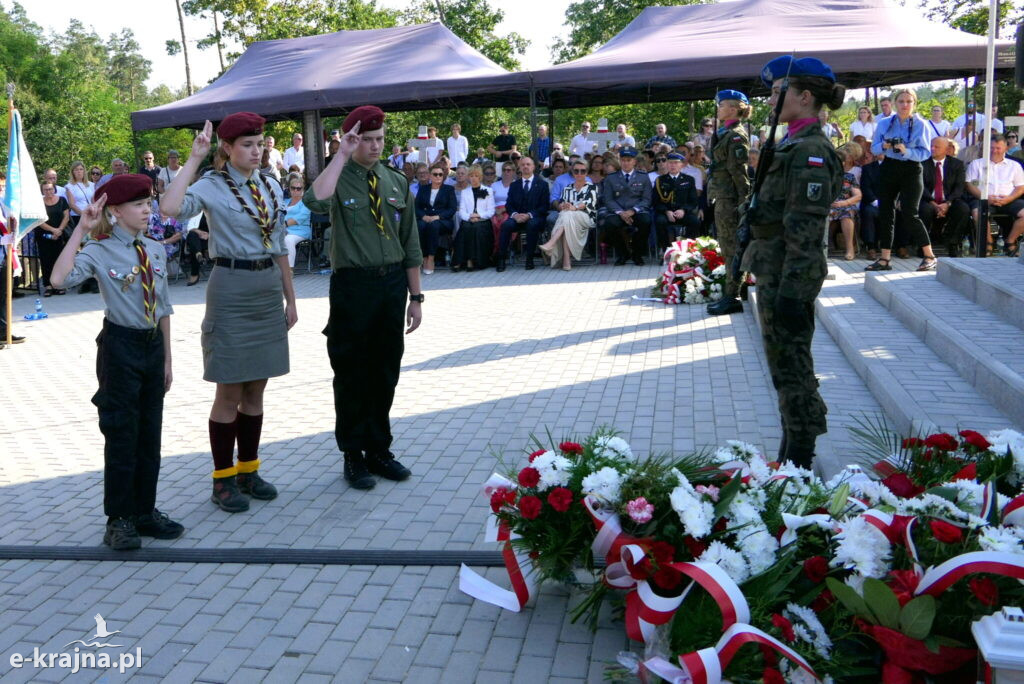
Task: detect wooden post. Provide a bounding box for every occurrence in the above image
[5,83,14,349]
[529,87,539,162]
[302,110,324,180]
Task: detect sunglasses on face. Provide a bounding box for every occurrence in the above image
[91,171,102,176]
[290,186,303,191]
[431,172,444,177]
[571,168,587,175]
[655,158,667,163]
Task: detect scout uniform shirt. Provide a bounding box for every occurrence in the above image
[63,225,173,328]
[740,121,842,301]
[303,159,422,270]
[175,164,288,260]
[708,121,752,202]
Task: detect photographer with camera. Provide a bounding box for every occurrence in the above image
[866,88,938,271]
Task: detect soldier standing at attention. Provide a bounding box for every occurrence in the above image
[740,57,844,469]
[51,175,184,550]
[706,90,753,316]
[304,106,423,490]
[161,112,297,513]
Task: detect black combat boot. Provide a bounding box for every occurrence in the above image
[706,297,743,315]
[104,517,142,550]
[344,452,376,490]
[365,451,412,482]
[135,509,185,539]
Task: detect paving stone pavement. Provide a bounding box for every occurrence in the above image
[0,261,906,681]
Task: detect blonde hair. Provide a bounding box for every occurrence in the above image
[891,88,918,104]
[467,164,483,180]
[69,161,86,184]
[90,209,115,241]
[858,106,875,123]
[836,142,863,164]
[720,100,752,120]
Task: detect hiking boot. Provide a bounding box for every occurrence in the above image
[134,509,185,539]
[365,451,412,482]
[706,297,743,316]
[237,470,278,500]
[211,475,250,512]
[104,517,142,550]
[344,452,376,490]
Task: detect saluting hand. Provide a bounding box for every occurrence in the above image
[191,120,213,161]
[337,121,361,159]
[77,194,108,231]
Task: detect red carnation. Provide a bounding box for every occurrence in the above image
[803,556,829,584]
[959,430,992,451]
[490,488,510,513]
[968,577,999,606]
[559,441,583,455]
[763,669,786,684]
[771,613,796,642]
[888,569,920,607]
[930,519,963,544]
[547,487,573,512]
[518,467,540,488]
[881,472,925,498]
[682,535,708,558]
[924,432,958,452]
[811,588,835,613]
[902,437,926,449]
[528,449,546,463]
[518,495,542,520]
[953,462,977,481]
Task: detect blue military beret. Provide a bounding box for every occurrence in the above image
[715,89,749,105]
[760,56,836,87]
[666,152,684,161]
[618,145,638,158]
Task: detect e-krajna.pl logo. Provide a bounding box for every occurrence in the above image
[8,614,142,674]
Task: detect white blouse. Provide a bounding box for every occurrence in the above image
[850,120,876,141]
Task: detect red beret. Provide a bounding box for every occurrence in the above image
[217,111,266,140]
[99,174,152,206]
[342,105,385,133]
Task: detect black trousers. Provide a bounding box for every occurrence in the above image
[499,215,545,259]
[93,320,165,519]
[35,232,66,288]
[185,231,208,277]
[325,264,407,454]
[859,205,880,248]
[919,198,970,247]
[654,212,701,248]
[453,219,494,267]
[878,159,930,250]
[599,212,652,258]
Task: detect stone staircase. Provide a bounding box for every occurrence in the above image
[814,258,1023,438]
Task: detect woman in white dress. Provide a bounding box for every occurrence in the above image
[849,106,875,142]
[539,160,598,270]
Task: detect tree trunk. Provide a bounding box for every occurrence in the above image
[174,0,194,95]
[213,11,225,72]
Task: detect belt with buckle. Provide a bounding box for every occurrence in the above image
[334,263,403,277]
[214,257,274,271]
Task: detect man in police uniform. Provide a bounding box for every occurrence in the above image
[707,90,753,316]
[741,57,844,468]
[305,106,424,490]
[652,152,700,250]
[598,146,652,265]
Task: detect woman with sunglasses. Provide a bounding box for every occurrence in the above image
[415,165,457,274]
[539,161,597,271]
[692,118,715,149]
[490,161,516,259]
[283,172,312,271]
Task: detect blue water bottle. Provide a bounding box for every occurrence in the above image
[24,298,48,321]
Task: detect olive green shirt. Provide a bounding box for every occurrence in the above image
[302,159,421,269]
[63,225,174,328]
[708,121,751,202]
[740,121,843,302]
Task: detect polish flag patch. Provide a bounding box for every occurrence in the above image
[807,156,824,167]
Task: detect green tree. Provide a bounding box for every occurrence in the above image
[402,0,528,70]
[106,28,151,105]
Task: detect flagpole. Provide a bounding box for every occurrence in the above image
[4,83,13,349]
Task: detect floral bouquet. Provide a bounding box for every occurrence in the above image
[652,237,727,305]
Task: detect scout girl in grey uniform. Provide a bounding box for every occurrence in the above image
[161,113,297,513]
[51,174,184,550]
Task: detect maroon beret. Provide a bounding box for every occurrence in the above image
[99,174,152,206]
[216,111,266,140]
[342,105,385,133]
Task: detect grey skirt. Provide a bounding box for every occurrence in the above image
[201,263,289,383]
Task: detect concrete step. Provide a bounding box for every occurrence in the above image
[814,271,1016,438]
[937,258,1024,331]
[865,272,1024,429]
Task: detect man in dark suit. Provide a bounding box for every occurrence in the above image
[920,136,969,256]
[859,152,884,259]
[599,146,653,265]
[652,152,700,250]
[497,156,548,271]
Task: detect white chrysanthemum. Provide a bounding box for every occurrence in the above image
[738,525,778,576]
[831,516,891,578]
[593,436,633,460]
[532,451,572,488]
[670,469,715,537]
[699,541,750,584]
[978,525,1024,554]
[845,574,866,596]
[784,602,833,659]
[727,491,766,527]
[846,478,901,508]
[581,466,623,503]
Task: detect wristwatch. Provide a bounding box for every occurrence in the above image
[409,293,425,303]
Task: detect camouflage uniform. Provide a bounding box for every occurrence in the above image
[708,121,751,298]
[740,121,842,454]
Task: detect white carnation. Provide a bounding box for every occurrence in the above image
[532,451,572,488]
[978,525,1024,554]
[738,525,778,576]
[987,429,1024,480]
[593,436,633,460]
[581,466,623,503]
[699,541,750,584]
[831,516,891,578]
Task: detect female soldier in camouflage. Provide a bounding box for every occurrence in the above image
[740,57,845,469]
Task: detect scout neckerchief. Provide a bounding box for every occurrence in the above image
[216,170,279,249]
[133,238,157,328]
[366,169,390,239]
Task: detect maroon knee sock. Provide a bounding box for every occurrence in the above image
[235,412,263,465]
[209,418,237,475]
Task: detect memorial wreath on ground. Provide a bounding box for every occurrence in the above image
[459,426,1024,683]
[652,238,727,305]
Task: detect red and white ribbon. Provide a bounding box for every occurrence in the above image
[860,509,894,536]
[980,480,998,524]
[582,495,626,561]
[644,623,819,684]
[1003,494,1024,527]
[914,551,1024,597]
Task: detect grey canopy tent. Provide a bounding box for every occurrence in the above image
[529,0,1015,108]
[130,22,533,132]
